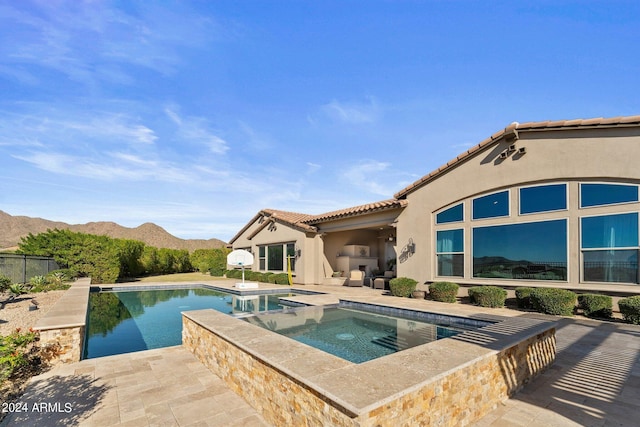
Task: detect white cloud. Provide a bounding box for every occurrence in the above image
[0,2,214,86]
[320,97,380,124]
[0,110,157,147]
[306,162,321,174]
[341,160,395,196]
[165,108,229,154]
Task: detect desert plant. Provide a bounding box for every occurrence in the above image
[389,277,418,297]
[470,286,507,308]
[578,294,613,318]
[30,275,48,288]
[618,296,640,325]
[428,281,459,303]
[0,274,12,293]
[530,288,576,316]
[0,328,39,381]
[515,287,535,309]
[8,283,27,299]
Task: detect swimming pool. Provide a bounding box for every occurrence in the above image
[84,287,297,359]
[243,303,491,363]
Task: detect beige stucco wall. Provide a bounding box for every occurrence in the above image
[396,127,640,287]
[232,209,401,285]
[231,217,315,284]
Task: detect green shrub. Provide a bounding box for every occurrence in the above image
[578,294,613,318]
[262,272,274,283]
[0,328,39,381]
[252,272,267,283]
[268,273,278,284]
[208,266,225,277]
[470,286,507,308]
[388,277,418,297]
[530,288,576,316]
[618,296,640,325]
[274,273,290,285]
[467,286,483,304]
[0,274,13,293]
[428,282,459,303]
[244,271,257,281]
[225,269,241,279]
[515,287,535,309]
[29,275,48,288]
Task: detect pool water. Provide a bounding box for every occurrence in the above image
[243,306,479,363]
[84,288,293,359]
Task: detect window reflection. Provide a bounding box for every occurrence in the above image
[472,191,509,220]
[436,229,463,276]
[520,184,566,214]
[473,220,567,280]
[581,213,639,283]
[581,183,639,208]
[436,203,463,224]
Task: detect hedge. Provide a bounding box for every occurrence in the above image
[389,277,418,297]
[577,294,613,319]
[428,282,459,303]
[515,287,535,309]
[530,288,576,316]
[467,286,482,304]
[618,296,640,325]
[274,273,290,285]
[468,286,507,308]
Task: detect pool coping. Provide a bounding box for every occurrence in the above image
[182,296,557,418]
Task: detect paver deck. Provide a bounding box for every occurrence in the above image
[3,281,639,426]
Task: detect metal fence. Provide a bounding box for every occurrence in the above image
[0,254,60,284]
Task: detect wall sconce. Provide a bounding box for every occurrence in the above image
[296,249,302,258]
[408,243,416,254]
[388,234,395,242]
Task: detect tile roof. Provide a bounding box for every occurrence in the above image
[394,114,640,199]
[303,199,407,224]
[228,209,318,244]
[228,200,407,243]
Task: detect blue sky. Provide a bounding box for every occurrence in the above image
[1,1,639,242]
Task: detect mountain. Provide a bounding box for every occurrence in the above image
[0,210,226,251]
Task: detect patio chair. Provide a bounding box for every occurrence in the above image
[346,270,365,287]
[373,278,385,290]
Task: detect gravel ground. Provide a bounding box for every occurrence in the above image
[0,290,66,336]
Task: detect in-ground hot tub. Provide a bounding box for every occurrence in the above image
[182,296,556,426]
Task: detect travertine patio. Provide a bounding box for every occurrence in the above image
[2,281,639,426]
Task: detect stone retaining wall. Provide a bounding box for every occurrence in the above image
[34,278,91,364]
[183,309,556,427]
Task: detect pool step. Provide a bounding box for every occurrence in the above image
[371,325,440,351]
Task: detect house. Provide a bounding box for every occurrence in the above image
[228,201,405,285]
[230,115,640,289]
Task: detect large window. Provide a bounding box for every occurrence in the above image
[581,213,639,283]
[473,220,567,280]
[258,243,296,272]
[472,191,509,220]
[436,203,463,224]
[520,184,567,214]
[580,183,639,208]
[436,229,464,276]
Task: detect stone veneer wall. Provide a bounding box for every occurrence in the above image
[183,314,556,427]
[37,326,85,364]
[34,278,91,364]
